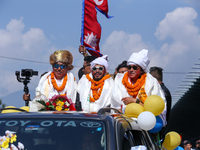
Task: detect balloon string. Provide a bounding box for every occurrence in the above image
[157,133,161,148]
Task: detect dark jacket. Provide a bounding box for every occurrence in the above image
[160,83,172,123]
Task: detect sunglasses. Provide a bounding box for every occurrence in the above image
[53,64,67,69]
[127,65,139,70]
[92,66,104,71]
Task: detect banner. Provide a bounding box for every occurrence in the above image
[81,0,112,57]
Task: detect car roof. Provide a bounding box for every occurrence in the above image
[0,107,142,131]
[0,110,122,120]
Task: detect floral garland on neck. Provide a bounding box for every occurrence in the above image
[86,74,110,102]
[51,72,67,92]
[122,72,147,98]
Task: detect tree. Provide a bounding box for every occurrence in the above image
[0,99,5,109]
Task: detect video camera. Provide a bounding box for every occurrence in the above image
[15,69,38,106]
[16,69,38,79]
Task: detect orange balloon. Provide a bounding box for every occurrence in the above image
[125,103,144,118]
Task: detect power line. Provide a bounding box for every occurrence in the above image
[164,72,188,74]
[0,55,189,74]
[0,55,49,64]
[0,55,83,68]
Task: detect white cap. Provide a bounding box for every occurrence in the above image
[90,55,109,72]
[127,49,150,72]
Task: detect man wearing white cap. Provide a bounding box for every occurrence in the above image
[77,55,114,112]
[111,49,166,125]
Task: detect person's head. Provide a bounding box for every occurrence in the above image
[90,55,109,81]
[116,61,128,73]
[50,50,73,80]
[149,66,163,83]
[196,140,200,148]
[127,49,150,83]
[83,56,98,75]
[183,140,192,150]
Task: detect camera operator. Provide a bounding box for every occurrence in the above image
[23,50,77,104]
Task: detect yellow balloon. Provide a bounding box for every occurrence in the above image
[144,95,165,116]
[1,106,20,113]
[162,131,180,150]
[125,103,144,118]
[20,106,29,112]
[169,131,181,146]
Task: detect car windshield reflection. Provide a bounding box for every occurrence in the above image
[0,118,106,150]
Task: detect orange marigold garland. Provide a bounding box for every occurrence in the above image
[51,72,67,92]
[86,74,110,102]
[122,72,147,98]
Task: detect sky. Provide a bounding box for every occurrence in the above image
[0,0,200,107]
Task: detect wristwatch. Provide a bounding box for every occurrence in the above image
[136,99,140,103]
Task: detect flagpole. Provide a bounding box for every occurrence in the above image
[81,0,85,45]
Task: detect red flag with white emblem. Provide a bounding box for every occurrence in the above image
[81,0,112,57]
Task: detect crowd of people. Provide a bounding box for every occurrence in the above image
[181,139,200,150]
[20,46,200,150]
[23,46,172,130]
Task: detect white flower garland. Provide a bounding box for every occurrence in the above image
[0,130,24,150]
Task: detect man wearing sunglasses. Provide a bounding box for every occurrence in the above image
[111,49,167,125]
[23,50,77,107]
[77,55,114,112]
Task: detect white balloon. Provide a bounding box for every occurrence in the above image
[137,111,156,130]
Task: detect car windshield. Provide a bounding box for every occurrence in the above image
[0,118,106,150]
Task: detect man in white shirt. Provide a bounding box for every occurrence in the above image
[77,55,114,112]
[23,50,77,104]
[111,49,166,126]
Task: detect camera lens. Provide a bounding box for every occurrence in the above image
[20,69,38,78]
[25,71,31,76]
[21,69,32,77]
